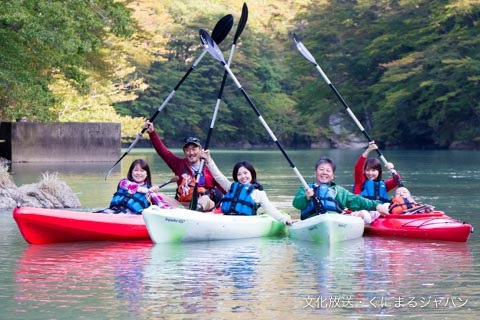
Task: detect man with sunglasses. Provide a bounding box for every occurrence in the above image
[144,121,225,211]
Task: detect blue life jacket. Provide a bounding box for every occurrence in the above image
[109,184,150,214]
[360,180,390,203]
[301,183,342,220]
[221,182,259,216]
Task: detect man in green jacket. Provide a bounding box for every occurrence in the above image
[293,157,390,220]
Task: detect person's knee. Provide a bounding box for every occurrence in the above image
[197,195,214,211]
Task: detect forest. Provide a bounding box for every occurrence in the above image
[1,0,479,149]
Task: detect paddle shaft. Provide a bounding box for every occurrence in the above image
[105,15,234,180]
[219,62,310,190]
[293,35,402,186]
[158,177,178,189]
[190,5,248,210]
[200,29,325,214]
[316,64,403,186]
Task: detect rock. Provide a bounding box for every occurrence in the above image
[0,164,81,209]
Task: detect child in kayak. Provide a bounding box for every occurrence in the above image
[107,159,177,214]
[293,156,390,221]
[351,141,401,223]
[203,150,295,225]
[389,187,434,214]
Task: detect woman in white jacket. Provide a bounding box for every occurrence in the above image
[203,150,294,225]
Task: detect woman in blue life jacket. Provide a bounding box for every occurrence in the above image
[203,150,295,225]
[108,159,178,214]
[293,157,390,220]
[351,141,401,224]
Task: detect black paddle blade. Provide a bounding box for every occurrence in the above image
[234,3,248,44]
[211,14,234,44]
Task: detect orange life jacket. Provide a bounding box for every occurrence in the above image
[175,165,206,203]
[388,196,419,214]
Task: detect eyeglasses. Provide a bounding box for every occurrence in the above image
[184,137,200,143]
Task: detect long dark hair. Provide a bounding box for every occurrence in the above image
[364,158,383,181]
[127,159,152,186]
[232,160,263,190]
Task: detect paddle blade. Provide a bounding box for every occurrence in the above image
[293,34,317,66]
[211,14,234,44]
[199,29,226,64]
[234,3,248,44]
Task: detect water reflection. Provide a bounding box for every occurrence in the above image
[144,239,277,316]
[14,242,151,318]
[5,149,480,318]
[355,238,474,317]
[10,234,479,318]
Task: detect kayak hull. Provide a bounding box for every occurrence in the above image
[288,213,364,243]
[364,212,473,242]
[142,206,286,243]
[13,206,150,244]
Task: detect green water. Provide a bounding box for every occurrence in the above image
[1,149,479,319]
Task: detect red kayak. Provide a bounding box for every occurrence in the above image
[364,211,473,242]
[13,206,151,245]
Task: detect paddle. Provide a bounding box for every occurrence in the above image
[199,29,326,214]
[104,14,234,180]
[292,34,403,187]
[189,3,249,211]
[158,176,179,189]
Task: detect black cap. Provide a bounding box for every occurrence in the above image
[183,137,202,149]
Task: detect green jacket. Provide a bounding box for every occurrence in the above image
[292,182,380,212]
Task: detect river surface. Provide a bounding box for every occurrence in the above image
[1,149,479,319]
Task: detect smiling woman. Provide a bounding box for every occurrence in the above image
[106,159,177,214]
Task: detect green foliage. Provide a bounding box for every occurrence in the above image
[3,0,480,149]
[0,0,136,123]
[290,0,480,149]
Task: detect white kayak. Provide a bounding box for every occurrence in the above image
[142,206,287,243]
[288,213,364,243]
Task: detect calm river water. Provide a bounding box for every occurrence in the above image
[1,149,479,319]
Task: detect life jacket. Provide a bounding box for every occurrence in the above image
[301,183,343,220]
[360,179,390,203]
[221,182,259,216]
[175,164,206,203]
[388,196,418,214]
[109,183,150,214]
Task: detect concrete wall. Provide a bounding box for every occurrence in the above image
[0,122,121,162]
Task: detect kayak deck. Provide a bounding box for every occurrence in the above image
[288,213,364,243]
[13,206,150,244]
[364,212,473,242]
[142,206,286,243]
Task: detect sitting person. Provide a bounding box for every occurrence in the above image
[389,187,433,214]
[293,156,389,221]
[203,150,295,225]
[351,141,402,224]
[107,159,176,214]
[144,121,225,211]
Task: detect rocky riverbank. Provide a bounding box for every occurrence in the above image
[0,161,81,209]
